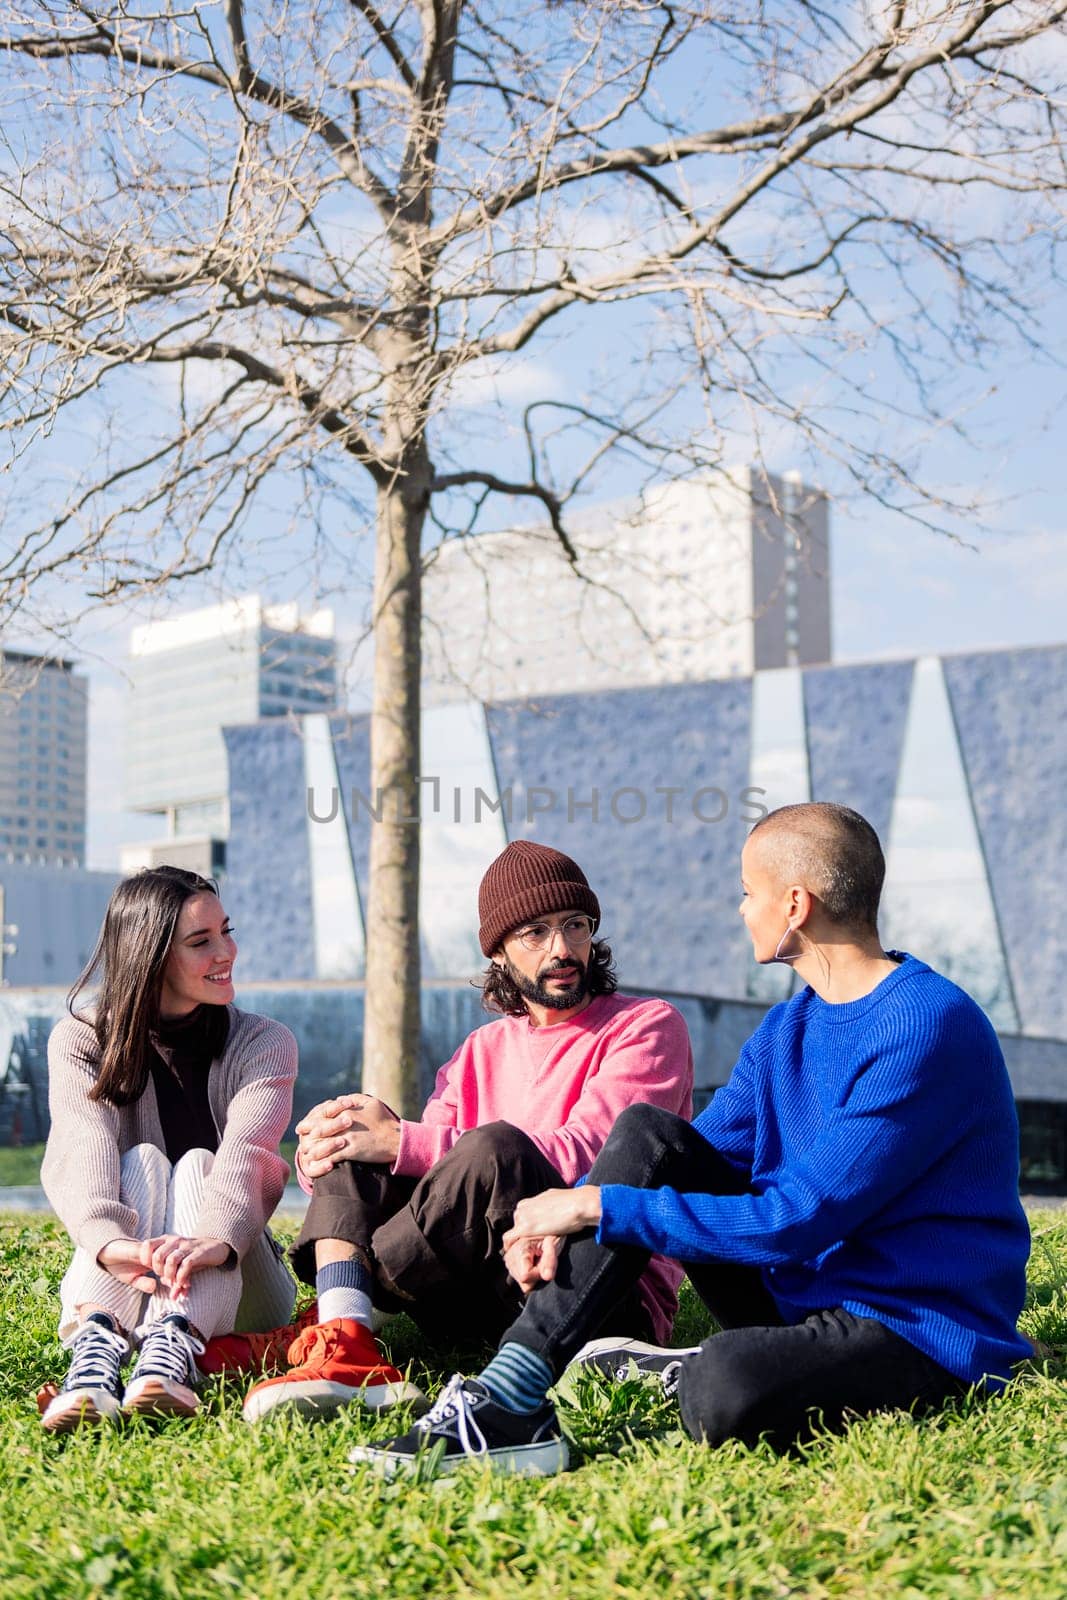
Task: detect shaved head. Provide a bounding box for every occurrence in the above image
[747,803,885,932]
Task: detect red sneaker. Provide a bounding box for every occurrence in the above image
[242,1318,427,1423]
[199,1302,320,1377]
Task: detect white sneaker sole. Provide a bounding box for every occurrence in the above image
[566,1337,701,1378]
[348,1436,570,1479]
[243,1377,428,1424]
[41,1386,122,1434]
[122,1376,200,1418]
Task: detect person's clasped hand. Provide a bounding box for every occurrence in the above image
[503,1232,564,1292]
[97,1234,231,1297]
[501,1184,603,1290]
[296,1093,402,1177]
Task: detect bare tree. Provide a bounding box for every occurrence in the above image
[1,1,1065,1111]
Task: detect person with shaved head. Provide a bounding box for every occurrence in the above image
[354,803,1031,1479]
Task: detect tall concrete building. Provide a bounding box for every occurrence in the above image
[0,650,88,867]
[422,467,831,702]
[123,596,338,875]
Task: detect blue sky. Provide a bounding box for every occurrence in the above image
[2,5,1064,869]
[65,272,1064,873]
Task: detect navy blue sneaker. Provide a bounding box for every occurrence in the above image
[123,1314,204,1418]
[41,1313,129,1433]
[348,1375,569,1479]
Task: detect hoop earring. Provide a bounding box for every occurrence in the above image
[772,925,801,964]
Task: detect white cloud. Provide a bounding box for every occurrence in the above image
[444,353,572,412]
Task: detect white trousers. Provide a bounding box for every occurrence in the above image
[58,1145,296,1344]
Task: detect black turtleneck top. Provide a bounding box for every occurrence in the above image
[149,1004,231,1164]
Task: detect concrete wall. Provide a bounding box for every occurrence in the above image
[0,864,118,989]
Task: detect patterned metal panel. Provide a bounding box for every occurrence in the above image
[486,680,755,1001]
[943,645,1067,1039]
[802,660,914,846]
[327,711,374,912]
[223,722,316,980]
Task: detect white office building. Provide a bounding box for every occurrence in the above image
[0,650,89,867]
[422,467,832,702]
[123,596,338,874]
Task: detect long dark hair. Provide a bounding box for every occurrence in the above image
[69,866,219,1107]
[479,938,619,1018]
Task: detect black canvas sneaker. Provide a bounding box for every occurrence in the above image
[348,1375,569,1479]
[40,1312,129,1433]
[564,1337,701,1399]
[123,1313,204,1418]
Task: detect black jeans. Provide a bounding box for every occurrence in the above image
[505,1104,966,1450]
[290,1121,653,1350]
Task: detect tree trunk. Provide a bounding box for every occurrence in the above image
[362,455,429,1116]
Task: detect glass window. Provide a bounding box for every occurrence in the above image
[881,657,1018,1031]
[1018,1101,1067,1189]
[747,666,810,1004]
[303,714,364,979]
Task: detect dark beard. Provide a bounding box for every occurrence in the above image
[505,955,590,1011]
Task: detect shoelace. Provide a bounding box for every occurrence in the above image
[63,1323,128,1394]
[133,1321,198,1385]
[658,1360,684,1400]
[607,1355,688,1398]
[260,1303,319,1364]
[287,1324,345,1366]
[414,1375,489,1459]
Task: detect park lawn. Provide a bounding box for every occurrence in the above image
[0,1214,1063,1600]
[0,1144,46,1186]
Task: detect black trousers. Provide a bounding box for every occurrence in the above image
[290,1121,653,1350]
[506,1104,967,1450]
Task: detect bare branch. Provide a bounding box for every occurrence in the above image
[348,0,418,90]
[429,466,578,564]
[5,21,399,219]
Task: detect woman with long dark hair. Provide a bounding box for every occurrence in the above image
[39,866,298,1432]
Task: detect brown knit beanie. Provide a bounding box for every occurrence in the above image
[478,840,600,956]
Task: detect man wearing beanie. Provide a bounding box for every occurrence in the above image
[242,839,693,1422]
[356,805,1030,1480]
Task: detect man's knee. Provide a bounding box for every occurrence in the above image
[310,1158,368,1196]
[449,1121,539,1171]
[596,1102,687,1172]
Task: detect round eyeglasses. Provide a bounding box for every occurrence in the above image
[512,915,597,952]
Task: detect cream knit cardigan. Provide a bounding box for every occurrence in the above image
[41,1006,297,1264]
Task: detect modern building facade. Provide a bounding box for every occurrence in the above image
[0,650,88,867]
[422,467,832,703]
[0,862,118,988]
[222,642,1067,1184]
[123,596,338,874]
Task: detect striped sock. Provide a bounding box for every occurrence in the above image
[316,1257,374,1329]
[478,1342,554,1414]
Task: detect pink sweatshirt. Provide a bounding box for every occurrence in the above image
[397,993,694,1342]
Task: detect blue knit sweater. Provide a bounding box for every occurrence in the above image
[598,955,1031,1388]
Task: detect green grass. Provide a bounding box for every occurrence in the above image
[0,1144,46,1186]
[0,1214,1065,1600]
